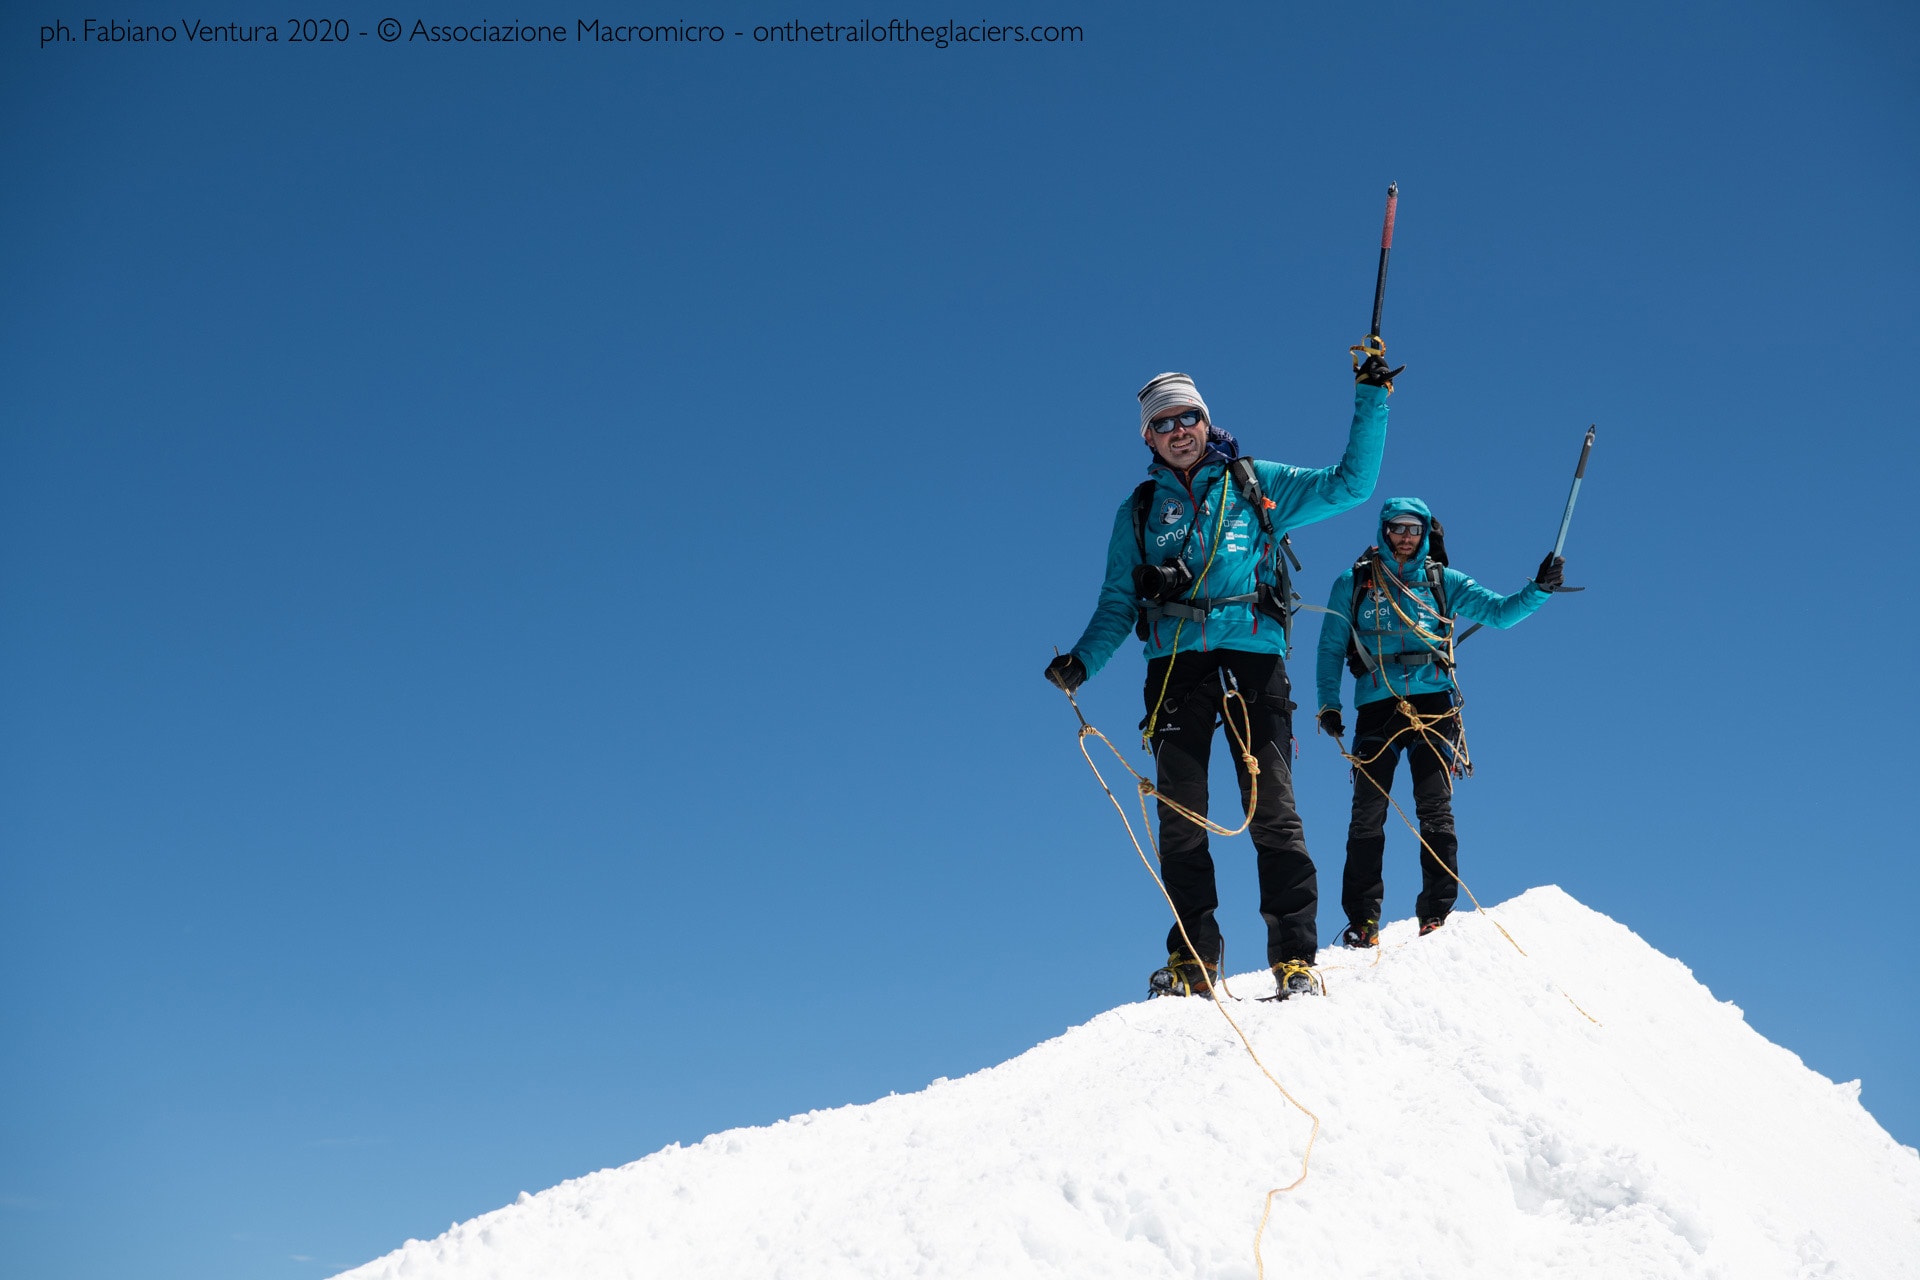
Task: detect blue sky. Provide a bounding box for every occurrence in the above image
[2,2,1915,1276]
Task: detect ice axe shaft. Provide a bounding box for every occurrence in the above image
[1368,183,1398,341]
[1551,425,1596,560]
[1051,645,1092,733]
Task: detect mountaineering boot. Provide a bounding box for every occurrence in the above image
[1419,915,1448,936]
[1340,918,1380,948]
[1148,952,1221,999]
[1268,958,1318,1001]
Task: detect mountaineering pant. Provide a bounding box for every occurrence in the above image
[1144,648,1317,968]
[1341,690,1462,926]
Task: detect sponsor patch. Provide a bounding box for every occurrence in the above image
[1158,499,1184,526]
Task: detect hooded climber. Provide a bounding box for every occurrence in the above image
[1044,355,1396,1001]
[1313,497,1563,946]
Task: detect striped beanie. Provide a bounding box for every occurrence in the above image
[1137,372,1211,438]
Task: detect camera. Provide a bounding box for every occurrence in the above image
[1133,558,1194,602]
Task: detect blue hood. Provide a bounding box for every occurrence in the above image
[1378,495,1433,567]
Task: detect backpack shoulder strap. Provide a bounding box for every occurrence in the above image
[1344,549,1381,677]
[1426,557,1450,619]
[1226,456,1276,538]
[1129,480,1157,557]
[1349,548,1378,623]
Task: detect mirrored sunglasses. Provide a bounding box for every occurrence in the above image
[1149,409,1205,435]
[1384,521,1424,536]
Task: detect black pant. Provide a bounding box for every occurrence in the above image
[1144,649,1317,968]
[1341,691,1461,926]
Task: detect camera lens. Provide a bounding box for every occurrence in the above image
[1133,558,1194,602]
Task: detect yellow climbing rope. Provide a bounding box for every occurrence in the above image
[1062,686,1318,1280]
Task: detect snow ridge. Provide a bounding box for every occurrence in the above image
[334,887,1920,1279]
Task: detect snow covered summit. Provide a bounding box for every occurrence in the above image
[334,887,1920,1279]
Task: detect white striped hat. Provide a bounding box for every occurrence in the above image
[1136,372,1211,437]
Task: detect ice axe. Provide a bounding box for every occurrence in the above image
[1457,426,1594,645]
[1350,184,1402,383]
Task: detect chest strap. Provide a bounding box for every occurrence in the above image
[1147,593,1259,623]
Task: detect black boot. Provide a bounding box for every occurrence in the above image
[1148,951,1221,999]
[1340,918,1380,948]
[1268,958,1320,1000]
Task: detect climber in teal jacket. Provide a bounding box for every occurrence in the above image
[1043,359,1394,1003]
[1311,496,1563,948]
[1063,384,1389,681]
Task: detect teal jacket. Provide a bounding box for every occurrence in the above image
[1069,383,1389,678]
[1314,496,1549,712]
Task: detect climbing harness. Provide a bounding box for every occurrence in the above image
[1346,544,1452,681]
[1298,545,1475,775]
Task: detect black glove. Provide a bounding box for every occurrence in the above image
[1535,553,1565,590]
[1317,707,1345,739]
[1044,653,1087,693]
[1355,352,1406,388]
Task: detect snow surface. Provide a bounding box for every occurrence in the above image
[334,887,1920,1279]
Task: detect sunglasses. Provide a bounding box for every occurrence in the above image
[1148,409,1206,435]
[1384,521,1424,537]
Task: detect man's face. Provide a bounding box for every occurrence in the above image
[1384,518,1424,563]
[1148,405,1209,470]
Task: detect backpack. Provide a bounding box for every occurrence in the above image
[1129,458,1300,643]
[1344,519,1451,678]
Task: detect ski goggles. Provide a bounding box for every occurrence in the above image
[1148,409,1206,434]
[1383,520,1424,537]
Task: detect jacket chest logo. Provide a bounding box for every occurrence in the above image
[1158,499,1185,526]
[1363,590,1429,626]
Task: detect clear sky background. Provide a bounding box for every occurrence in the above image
[3,2,1915,1277]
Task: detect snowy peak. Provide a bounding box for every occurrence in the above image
[336,887,1920,1279]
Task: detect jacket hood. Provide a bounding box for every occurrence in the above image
[1377,496,1433,567]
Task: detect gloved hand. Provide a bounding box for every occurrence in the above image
[1044,653,1087,693]
[1317,707,1345,739]
[1535,553,1565,590]
[1355,352,1406,387]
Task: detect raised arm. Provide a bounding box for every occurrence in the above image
[1066,497,1143,680]
[1445,567,1550,631]
[1256,382,1390,533]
